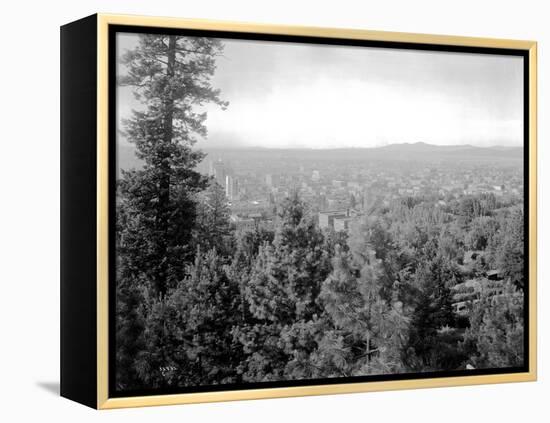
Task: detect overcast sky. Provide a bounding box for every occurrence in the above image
[117,33,523,149]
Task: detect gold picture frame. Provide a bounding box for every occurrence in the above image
[61,13,537,409]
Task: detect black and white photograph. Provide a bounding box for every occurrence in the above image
[113,30,527,395]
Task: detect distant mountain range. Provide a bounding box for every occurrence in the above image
[117,141,523,173]
[202,142,523,162]
[370,142,522,160]
[378,141,518,152]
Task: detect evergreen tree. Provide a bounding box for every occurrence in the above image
[495,207,525,289]
[168,249,244,386]
[465,216,498,251]
[317,241,409,377]
[115,34,228,389]
[227,224,276,324]
[118,34,228,297]
[236,193,331,381]
[132,248,244,388]
[114,277,146,390]
[193,180,234,256]
[246,193,329,323]
[405,255,463,370]
[462,281,524,368]
[348,216,395,302]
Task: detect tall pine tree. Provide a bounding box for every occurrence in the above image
[317,243,408,377]
[116,34,227,389]
[405,255,463,370]
[193,180,234,257]
[235,193,331,381]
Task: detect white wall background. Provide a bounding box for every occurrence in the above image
[0,0,546,420]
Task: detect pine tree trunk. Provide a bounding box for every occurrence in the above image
[156,36,177,298]
[366,331,371,366]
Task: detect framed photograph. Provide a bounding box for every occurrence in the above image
[60,14,537,409]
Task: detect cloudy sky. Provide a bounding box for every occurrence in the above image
[117,33,523,149]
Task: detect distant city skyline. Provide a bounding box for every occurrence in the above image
[117,33,524,149]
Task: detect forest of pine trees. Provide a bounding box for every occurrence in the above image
[115,34,525,391]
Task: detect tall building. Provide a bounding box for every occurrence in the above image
[312,170,320,182]
[318,210,349,230]
[212,159,227,188]
[265,173,279,187]
[225,174,240,201]
[333,216,353,232]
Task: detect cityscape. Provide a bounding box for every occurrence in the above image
[195,143,523,233]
